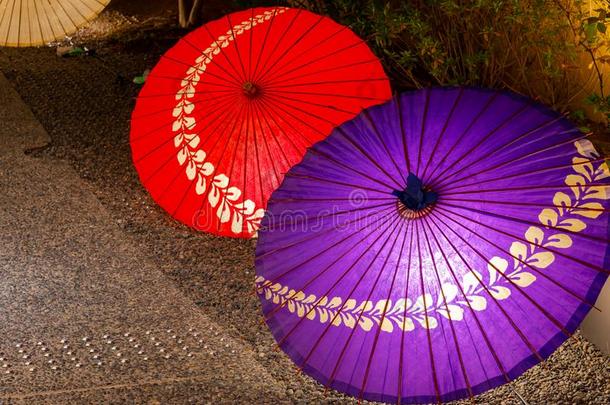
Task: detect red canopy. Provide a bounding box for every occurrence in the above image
[130,7,391,237]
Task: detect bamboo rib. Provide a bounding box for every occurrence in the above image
[0,0,109,47]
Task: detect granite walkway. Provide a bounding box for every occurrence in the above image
[0,72,285,403]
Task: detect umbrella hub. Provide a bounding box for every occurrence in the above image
[392,173,438,216]
[243,82,261,98]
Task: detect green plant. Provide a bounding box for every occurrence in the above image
[290,0,610,127]
[559,1,610,123]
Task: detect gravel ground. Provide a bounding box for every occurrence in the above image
[0,4,608,404]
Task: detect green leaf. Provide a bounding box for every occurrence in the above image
[586,23,598,43]
[585,93,601,104]
[67,47,85,56]
[571,109,586,121]
[132,69,150,85]
[587,17,599,24]
[597,22,606,33]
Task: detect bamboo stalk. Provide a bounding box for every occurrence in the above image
[178,0,187,28]
[188,0,203,27]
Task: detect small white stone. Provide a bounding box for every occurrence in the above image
[70,357,76,361]
[96,362,102,366]
[63,345,69,349]
[159,348,165,353]
[124,333,130,337]
[138,351,144,355]
[89,349,95,353]
[128,338,134,342]
[29,367,35,372]
[155,342,160,347]
[44,353,50,357]
[116,352,122,357]
[25,361,31,366]
[111,346,117,351]
[41,347,47,351]
[121,359,127,363]
[36,342,42,346]
[102,335,109,339]
[18,349,23,354]
[182,346,188,351]
[75,364,81,368]
[82,337,88,342]
[60,339,66,344]
[2,364,8,368]
[67,351,72,355]
[164,354,170,359]
[106,340,112,344]
[51,366,57,370]
[187,353,193,357]
[16,343,22,348]
[93,355,99,359]
[145,331,151,335]
[22,355,28,359]
[48,359,54,364]
[85,343,91,347]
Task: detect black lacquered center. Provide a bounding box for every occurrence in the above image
[392,172,438,211]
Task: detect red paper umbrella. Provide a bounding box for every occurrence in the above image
[130,6,391,238]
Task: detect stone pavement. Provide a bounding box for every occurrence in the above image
[0,71,285,403]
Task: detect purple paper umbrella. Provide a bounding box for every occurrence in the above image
[255,87,610,404]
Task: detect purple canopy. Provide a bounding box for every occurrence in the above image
[255,87,610,403]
